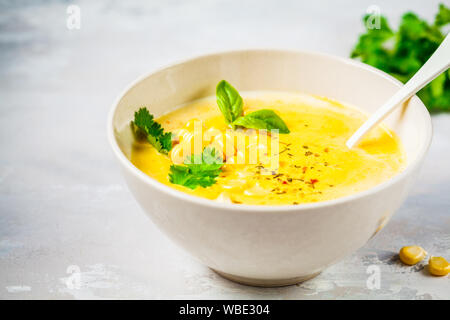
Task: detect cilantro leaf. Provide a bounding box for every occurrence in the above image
[131,108,172,154]
[232,109,290,133]
[168,147,223,189]
[351,4,450,112]
[435,3,450,27]
[351,15,395,71]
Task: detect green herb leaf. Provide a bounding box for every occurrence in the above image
[131,107,172,154]
[168,147,223,189]
[435,3,450,27]
[216,80,244,124]
[215,80,290,132]
[232,109,290,133]
[351,4,450,112]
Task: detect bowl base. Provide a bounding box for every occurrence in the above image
[212,269,321,287]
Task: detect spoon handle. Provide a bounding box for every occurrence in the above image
[346,34,450,149]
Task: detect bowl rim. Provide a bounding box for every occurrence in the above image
[107,48,433,212]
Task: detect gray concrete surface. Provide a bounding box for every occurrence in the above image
[0,0,448,299]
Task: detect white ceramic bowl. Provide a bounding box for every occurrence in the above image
[108,50,432,287]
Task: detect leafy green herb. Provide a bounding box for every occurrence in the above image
[216,80,290,132]
[131,107,172,153]
[168,147,223,189]
[435,3,450,27]
[216,80,243,124]
[232,109,290,133]
[351,4,450,112]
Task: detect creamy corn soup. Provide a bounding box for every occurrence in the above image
[131,92,405,205]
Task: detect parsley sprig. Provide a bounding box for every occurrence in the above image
[169,147,223,189]
[131,108,172,154]
[351,4,450,112]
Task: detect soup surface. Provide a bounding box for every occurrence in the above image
[131,92,405,205]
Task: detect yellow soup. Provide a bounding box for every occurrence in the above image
[131,92,405,205]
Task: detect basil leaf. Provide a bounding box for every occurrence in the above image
[232,109,290,134]
[216,80,243,124]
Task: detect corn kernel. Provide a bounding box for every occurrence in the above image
[399,246,427,265]
[428,256,450,276]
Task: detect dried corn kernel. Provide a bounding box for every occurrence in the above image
[428,256,450,276]
[399,246,427,265]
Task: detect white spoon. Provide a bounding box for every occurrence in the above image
[346,34,450,149]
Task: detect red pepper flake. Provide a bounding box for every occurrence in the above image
[310,179,319,184]
[302,167,307,173]
[282,181,288,185]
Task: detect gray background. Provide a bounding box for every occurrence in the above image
[0,0,449,299]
